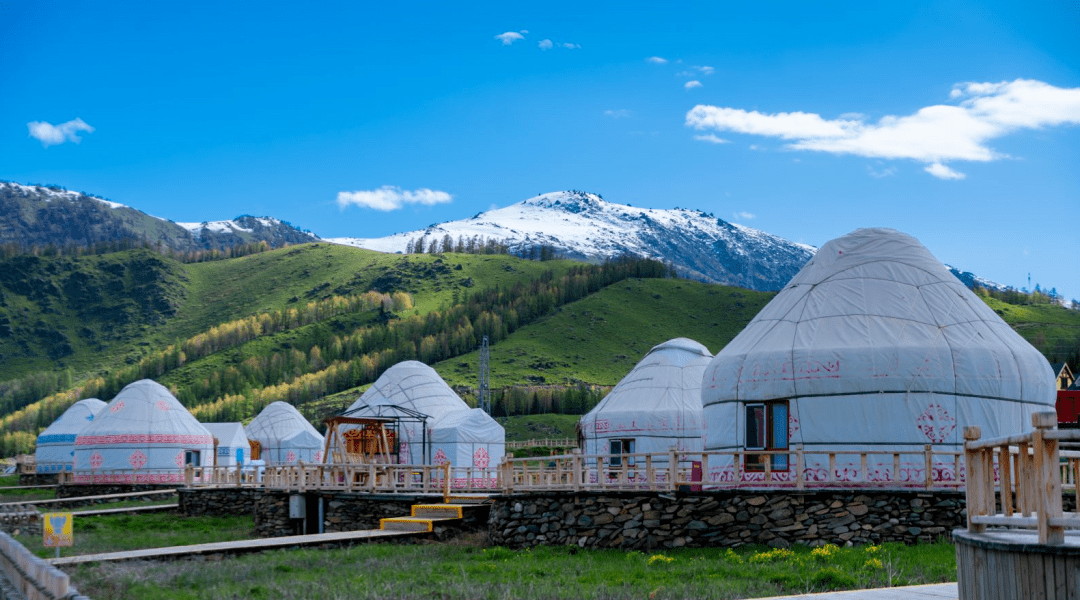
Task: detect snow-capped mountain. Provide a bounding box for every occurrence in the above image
[329,191,817,291]
[0,181,318,252]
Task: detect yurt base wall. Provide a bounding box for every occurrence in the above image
[178,488,260,518]
[488,491,1078,550]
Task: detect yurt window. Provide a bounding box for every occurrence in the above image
[609,439,636,467]
[744,402,789,471]
[184,450,201,467]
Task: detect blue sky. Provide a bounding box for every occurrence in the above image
[2,1,1078,300]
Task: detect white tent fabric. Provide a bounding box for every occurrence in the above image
[35,398,106,473]
[345,361,470,464]
[431,408,505,485]
[244,402,324,465]
[73,380,214,483]
[202,423,250,467]
[702,228,1056,486]
[579,338,713,465]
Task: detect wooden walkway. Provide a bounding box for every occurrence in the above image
[49,528,421,566]
[70,504,178,516]
[0,489,175,508]
[757,583,958,599]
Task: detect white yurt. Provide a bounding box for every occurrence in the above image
[73,380,214,483]
[701,228,1056,486]
[430,408,505,483]
[202,423,250,467]
[579,338,713,464]
[345,361,471,464]
[244,402,324,465]
[35,398,107,473]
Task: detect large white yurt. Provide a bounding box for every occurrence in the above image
[431,408,505,483]
[345,361,471,464]
[35,398,107,473]
[579,338,713,464]
[73,380,214,483]
[202,423,250,467]
[244,402,324,465]
[701,228,1056,486]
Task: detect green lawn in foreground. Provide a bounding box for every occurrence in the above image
[65,538,956,600]
[15,513,253,558]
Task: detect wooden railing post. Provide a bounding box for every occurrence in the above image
[795,445,805,490]
[667,447,677,492]
[924,444,933,490]
[298,461,306,493]
[185,464,194,487]
[1032,412,1064,545]
[571,450,582,492]
[963,426,984,533]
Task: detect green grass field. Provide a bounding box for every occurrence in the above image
[63,536,956,600]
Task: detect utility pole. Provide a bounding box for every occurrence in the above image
[479,335,490,414]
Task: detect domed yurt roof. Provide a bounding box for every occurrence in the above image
[245,402,322,447]
[431,408,504,444]
[704,228,1054,405]
[580,338,713,455]
[347,361,468,421]
[77,380,213,442]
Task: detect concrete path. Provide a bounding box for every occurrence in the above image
[755,583,957,599]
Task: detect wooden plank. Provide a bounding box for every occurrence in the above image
[0,488,175,508]
[72,504,178,516]
[1001,444,1014,516]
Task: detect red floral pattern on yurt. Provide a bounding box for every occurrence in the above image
[473,447,490,468]
[129,450,148,469]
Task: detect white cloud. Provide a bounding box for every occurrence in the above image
[678,66,715,77]
[538,39,553,50]
[685,80,702,90]
[27,118,95,147]
[604,109,632,119]
[685,79,1080,178]
[520,30,529,35]
[868,164,898,178]
[693,133,730,144]
[646,56,668,64]
[337,186,453,211]
[733,211,755,220]
[494,31,524,45]
[924,163,966,180]
[562,42,580,49]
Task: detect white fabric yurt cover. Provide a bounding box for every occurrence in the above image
[35,398,106,473]
[431,408,505,485]
[345,361,471,464]
[579,338,713,464]
[202,423,250,467]
[701,228,1056,486]
[244,402,324,465]
[73,380,214,483]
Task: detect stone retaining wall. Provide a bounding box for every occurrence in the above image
[178,488,259,518]
[16,474,57,487]
[253,491,446,537]
[488,490,974,550]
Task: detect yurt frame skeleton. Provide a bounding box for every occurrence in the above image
[323,404,430,465]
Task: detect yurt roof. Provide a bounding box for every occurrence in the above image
[347,361,468,423]
[38,398,106,439]
[202,423,248,447]
[584,338,713,418]
[704,228,1055,405]
[431,408,505,444]
[76,380,213,440]
[245,402,323,446]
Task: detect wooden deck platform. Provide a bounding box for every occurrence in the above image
[49,528,421,566]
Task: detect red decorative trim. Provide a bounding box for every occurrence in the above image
[76,434,214,446]
[72,472,184,484]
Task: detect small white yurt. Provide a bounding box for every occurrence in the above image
[431,408,505,483]
[579,338,713,464]
[202,423,250,467]
[35,398,107,473]
[73,380,214,483]
[345,361,471,464]
[244,402,324,465]
[702,228,1056,486]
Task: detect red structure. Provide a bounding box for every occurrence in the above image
[1058,390,1080,429]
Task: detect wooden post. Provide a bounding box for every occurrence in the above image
[571,449,582,492]
[963,426,984,533]
[298,460,306,492]
[700,452,709,489]
[667,447,677,492]
[893,453,900,484]
[999,444,1013,516]
[860,453,868,484]
[185,464,194,487]
[1018,442,1030,516]
[443,462,451,503]
[924,444,933,490]
[795,445,804,490]
[1032,411,1064,545]
[645,454,654,491]
[828,453,836,484]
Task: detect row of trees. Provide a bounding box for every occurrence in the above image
[403,234,561,262]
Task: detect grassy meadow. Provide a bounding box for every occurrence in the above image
[63,536,956,600]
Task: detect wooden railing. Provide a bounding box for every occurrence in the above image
[499,446,973,493]
[963,412,1080,545]
[0,530,85,600]
[183,464,261,487]
[505,438,577,450]
[256,462,501,494]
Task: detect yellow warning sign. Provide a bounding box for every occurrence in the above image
[43,512,73,547]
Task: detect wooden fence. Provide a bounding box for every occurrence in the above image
[963,411,1080,545]
[505,438,577,450]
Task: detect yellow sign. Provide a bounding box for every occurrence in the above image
[43,512,73,547]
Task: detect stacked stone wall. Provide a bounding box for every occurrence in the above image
[16,474,57,487]
[488,490,975,550]
[178,488,259,518]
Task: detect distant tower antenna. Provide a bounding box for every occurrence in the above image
[479,335,491,414]
[1028,273,1031,291]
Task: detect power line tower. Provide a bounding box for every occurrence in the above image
[478,335,491,414]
